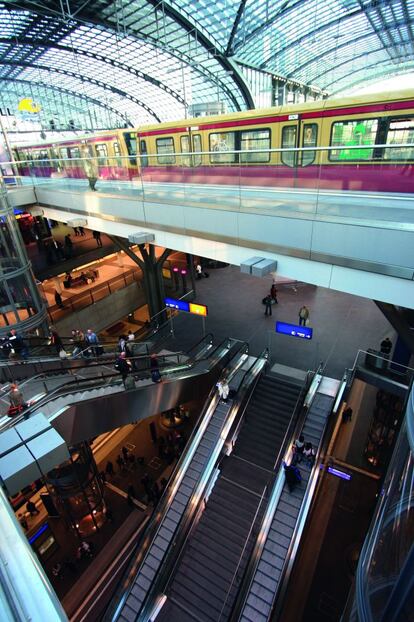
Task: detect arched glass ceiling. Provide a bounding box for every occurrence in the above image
[2,0,414,133]
[1,1,253,128]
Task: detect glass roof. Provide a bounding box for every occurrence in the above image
[1,0,414,133]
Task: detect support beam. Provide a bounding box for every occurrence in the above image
[108,235,172,321]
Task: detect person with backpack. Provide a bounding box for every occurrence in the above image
[114,352,132,387]
[283,461,302,492]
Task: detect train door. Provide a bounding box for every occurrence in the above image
[280,116,300,168]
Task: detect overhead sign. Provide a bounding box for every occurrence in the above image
[189,302,208,317]
[165,298,208,317]
[276,321,313,340]
[165,297,190,312]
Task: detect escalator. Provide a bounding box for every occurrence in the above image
[153,374,303,622]
[108,350,268,622]
[0,336,236,446]
[233,375,340,622]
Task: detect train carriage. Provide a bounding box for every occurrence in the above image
[13,89,414,195]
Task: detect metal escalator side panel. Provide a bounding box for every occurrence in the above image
[135,355,269,622]
[235,380,340,622]
[107,345,248,621]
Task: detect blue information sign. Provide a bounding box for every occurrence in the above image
[276,321,313,340]
[165,297,190,312]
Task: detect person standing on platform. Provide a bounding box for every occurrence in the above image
[380,337,393,355]
[78,226,85,236]
[93,230,102,248]
[54,290,64,309]
[270,283,278,304]
[264,294,273,316]
[298,305,309,326]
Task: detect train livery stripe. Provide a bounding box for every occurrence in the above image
[138,99,414,137]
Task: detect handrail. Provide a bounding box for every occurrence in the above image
[104,338,239,621]
[0,338,221,430]
[229,368,317,622]
[270,376,343,622]
[5,142,414,170]
[138,350,267,622]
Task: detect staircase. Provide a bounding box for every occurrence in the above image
[158,374,302,622]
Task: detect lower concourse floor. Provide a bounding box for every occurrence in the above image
[161,263,395,379]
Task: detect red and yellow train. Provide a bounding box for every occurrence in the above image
[12,89,414,193]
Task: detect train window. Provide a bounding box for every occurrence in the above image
[69,147,80,159]
[156,137,175,165]
[59,147,69,161]
[180,135,191,167]
[329,119,378,161]
[113,141,121,159]
[209,132,236,163]
[240,129,270,163]
[124,132,137,165]
[95,143,108,166]
[192,134,202,166]
[384,118,414,160]
[281,126,297,167]
[302,124,318,166]
[139,140,148,167]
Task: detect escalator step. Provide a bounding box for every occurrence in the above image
[242,602,268,622]
[128,589,144,610]
[275,508,298,529]
[141,562,156,582]
[269,522,294,542]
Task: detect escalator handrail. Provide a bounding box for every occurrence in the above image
[0,350,190,402]
[104,339,242,622]
[1,340,226,431]
[229,368,319,622]
[138,351,268,622]
[269,375,344,622]
[185,332,213,357]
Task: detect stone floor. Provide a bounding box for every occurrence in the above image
[166,263,394,379]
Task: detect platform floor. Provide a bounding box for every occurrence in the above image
[167,263,394,379]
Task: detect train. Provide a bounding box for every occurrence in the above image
[11,89,414,193]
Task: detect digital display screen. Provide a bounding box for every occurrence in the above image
[276,321,313,340]
[164,297,190,312]
[189,302,208,317]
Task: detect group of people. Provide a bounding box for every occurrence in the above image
[262,283,311,326]
[0,329,30,360]
[114,350,161,387]
[292,434,316,466]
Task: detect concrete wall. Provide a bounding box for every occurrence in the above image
[54,281,146,334]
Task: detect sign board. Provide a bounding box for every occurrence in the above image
[276,321,313,340]
[165,298,208,317]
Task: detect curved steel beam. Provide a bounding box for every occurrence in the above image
[328,62,414,94]
[306,44,389,86]
[256,5,368,70]
[0,37,186,106]
[0,77,133,126]
[0,60,162,122]
[285,31,379,80]
[5,1,252,111]
[142,0,254,110]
